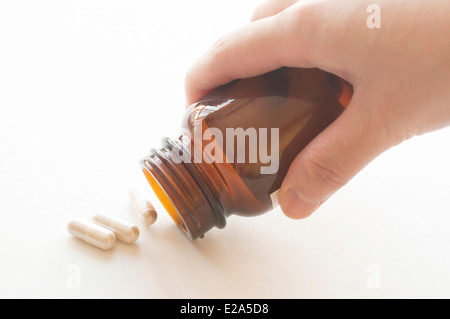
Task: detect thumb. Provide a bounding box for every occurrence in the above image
[279,94,401,219]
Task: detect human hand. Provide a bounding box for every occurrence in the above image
[184,0,450,219]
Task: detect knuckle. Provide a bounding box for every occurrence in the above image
[359,93,413,149]
[279,2,323,57]
[184,67,195,87]
[301,152,348,200]
[208,35,231,66]
[251,5,265,21]
[287,3,320,31]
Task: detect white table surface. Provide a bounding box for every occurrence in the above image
[1,0,450,299]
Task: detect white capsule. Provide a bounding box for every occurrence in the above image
[67,219,116,250]
[128,187,157,226]
[91,213,140,244]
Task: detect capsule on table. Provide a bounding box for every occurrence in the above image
[91,213,140,244]
[67,219,116,250]
[128,187,157,226]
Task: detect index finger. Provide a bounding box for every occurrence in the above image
[184,4,318,105]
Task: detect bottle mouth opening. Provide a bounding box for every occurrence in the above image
[142,164,192,239]
[141,164,193,239]
[140,137,227,240]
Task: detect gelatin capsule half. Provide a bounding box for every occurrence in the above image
[91,213,140,244]
[67,219,116,250]
[128,187,157,226]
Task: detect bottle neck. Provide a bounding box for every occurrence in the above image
[141,137,226,239]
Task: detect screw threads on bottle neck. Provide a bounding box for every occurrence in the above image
[141,137,226,239]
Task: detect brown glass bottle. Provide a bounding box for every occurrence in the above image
[141,67,352,239]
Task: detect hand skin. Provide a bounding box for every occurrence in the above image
[184,0,450,219]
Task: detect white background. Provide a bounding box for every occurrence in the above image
[1,0,450,299]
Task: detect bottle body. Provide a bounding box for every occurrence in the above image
[141,67,352,239]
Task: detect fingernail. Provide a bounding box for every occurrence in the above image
[280,188,321,219]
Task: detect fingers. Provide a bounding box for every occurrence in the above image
[251,0,299,21]
[185,4,323,105]
[279,94,400,219]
